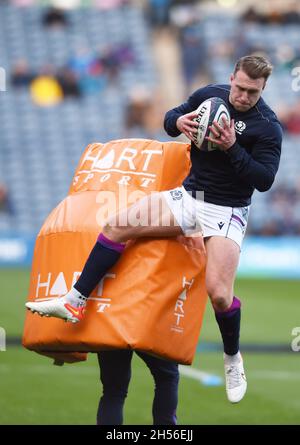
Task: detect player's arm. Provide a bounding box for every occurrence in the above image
[164,88,208,138]
[225,122,282,192]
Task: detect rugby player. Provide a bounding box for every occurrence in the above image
[26,55,282,404]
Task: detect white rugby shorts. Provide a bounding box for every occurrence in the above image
[162,186,250,249]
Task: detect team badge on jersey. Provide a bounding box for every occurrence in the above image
[170,190,183,201]
[235,121,246,134]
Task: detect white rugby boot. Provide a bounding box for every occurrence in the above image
[224,351,247,403]
[26,297,85,324]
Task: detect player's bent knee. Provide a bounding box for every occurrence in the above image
[209,293,232,312]
[102,222,127,243]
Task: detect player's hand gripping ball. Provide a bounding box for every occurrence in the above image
[192,97,231,151]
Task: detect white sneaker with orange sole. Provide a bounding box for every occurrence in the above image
[26,297,85,323]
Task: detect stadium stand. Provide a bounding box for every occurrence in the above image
[0,2,161,233]
[0,1,300,236]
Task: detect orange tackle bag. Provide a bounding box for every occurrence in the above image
[22,139,207,365]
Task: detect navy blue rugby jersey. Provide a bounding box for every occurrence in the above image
[164,84,283,207]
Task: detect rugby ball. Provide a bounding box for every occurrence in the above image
[192,97,230,151]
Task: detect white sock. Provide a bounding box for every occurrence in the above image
[224,351,241,364]
[64,287,87,308]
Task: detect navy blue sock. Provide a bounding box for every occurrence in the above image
[214,296,241,355]
[74,233,125,298]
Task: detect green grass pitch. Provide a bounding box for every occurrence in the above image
[0,268,299,424]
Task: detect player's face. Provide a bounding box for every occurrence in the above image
[229,70,266,112]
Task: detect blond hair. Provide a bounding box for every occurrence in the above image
[234,55,273,81]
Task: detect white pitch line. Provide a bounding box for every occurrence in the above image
[0,362,223,384]
[179,366,300,384]
[179,365,223,386]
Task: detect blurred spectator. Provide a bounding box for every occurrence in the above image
[278,101,300,135]
[11,60,35,88]
[98,43,135,82]
[57,67,81,98]
[171,0,198,4]
[124,86,163,139]
[147,0,171,28]
[0,183,13,215]
[68,48,98,78]
[79,73,107,95]
[93,0,129,9]
[177,16,209,92]
[241,6,263,24]
[30,65,63,107]
[98,45,121,82]
[283,8,300,24]
[263,7,285,25]
[241,5,300,26]
[125,87,151,137]
[113,43,135,67]
[42,7,68,28]
[68,47,108,94]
